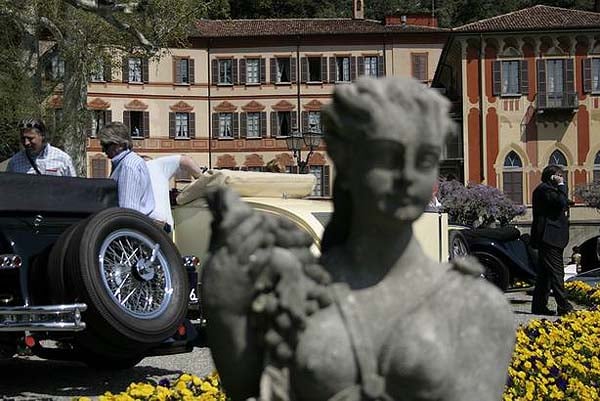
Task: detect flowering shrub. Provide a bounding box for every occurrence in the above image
[573,182,600,209]
[565,281,600,306]
[438,180,526,227]
[74,372,228,401]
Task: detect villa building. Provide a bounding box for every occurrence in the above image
[434,5,600,204]
[82,0,448,197]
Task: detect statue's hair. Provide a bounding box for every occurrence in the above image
[321,77,453,252]
[98,122,133,150]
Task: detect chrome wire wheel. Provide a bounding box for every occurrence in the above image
[451,234,469,259]
[98,229,173,319]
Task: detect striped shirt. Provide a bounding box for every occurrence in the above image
[110,150,155,216]
[7,144,76,177]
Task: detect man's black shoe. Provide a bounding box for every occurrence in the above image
[531,307,556,316]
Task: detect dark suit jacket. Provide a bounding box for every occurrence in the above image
[530,181,569,249]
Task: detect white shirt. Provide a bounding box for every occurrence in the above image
[7,144,76,176]
[147,155,181,226]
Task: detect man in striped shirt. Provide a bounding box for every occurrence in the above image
[98,122,155,216]
[7,118,76,177]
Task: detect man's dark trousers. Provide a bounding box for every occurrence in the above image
[532,243,571,313]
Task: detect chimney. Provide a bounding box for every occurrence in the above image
[353,0,364,20]
[384,12,438,27]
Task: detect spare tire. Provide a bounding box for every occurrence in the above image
[64,207,188,351]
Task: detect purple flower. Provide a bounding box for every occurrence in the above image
[158,378,171,387]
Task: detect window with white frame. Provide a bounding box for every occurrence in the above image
[411,53,428,82]
[277,58,291,83]
[549,149,568,187]
[247,112,261,138]
[335,57,350,82]
[309,165,324,196]
[219,113,233,138]
[51,56,65,80]
[592,58,600,93]
[177,58,190,84]
[246,58,260,84]
[501,60,520,95]
[91,110,108,137]
[502,151,523,204]
[128,57,143,83]
[308,111,321,132]
[364,56,378,77]
[594,151,600,182]
[308,57,322,82]
[218,59,233,84]
[175,112,189,138]
[129,111,144,137]
[91,60,105,82]
[546,59,564,95]
[277,111,291,136]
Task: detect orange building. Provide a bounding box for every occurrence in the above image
[434,5,600,205]
[85,1,448,197]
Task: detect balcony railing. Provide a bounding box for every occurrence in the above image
[536,92,578,112]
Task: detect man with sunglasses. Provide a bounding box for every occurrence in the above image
[98,122,154,216]
[7,118,76,176]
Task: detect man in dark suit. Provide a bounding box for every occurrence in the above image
[530,165,574,316]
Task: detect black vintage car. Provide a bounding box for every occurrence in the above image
[0,173,198,368]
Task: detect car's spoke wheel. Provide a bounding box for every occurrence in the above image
[449,231,469,259]
[473,251,510,291]
[99,229,172,319]
[64,208,188,355]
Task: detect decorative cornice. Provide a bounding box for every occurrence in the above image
[276,152,295,166]
[214,101,237,112]
[241,100,266,112]
[271,100,295,111]
[216,153,237,168]
[245,153,264,167]
[87,97,111,110]
[303,99,323,111]
[308,152,326,165]
[124,99,149,111]
[48,95,63,109]
[170,101,194,112]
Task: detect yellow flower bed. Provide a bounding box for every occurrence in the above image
[74,372,228,401]
[503,281,600,400]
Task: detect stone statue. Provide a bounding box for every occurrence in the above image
[202,77,515,401]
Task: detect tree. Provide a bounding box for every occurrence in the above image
[0,0,210,175]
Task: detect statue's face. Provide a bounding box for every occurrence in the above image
[351,133,441,223]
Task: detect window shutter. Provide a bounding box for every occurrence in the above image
[377,56,384,77]
[350,57,357,80]
[323,57,329,82]
[323,165,331,197]
[106,110,112,123]
[142,58,149,83]
[301,57,308,83]
[302,111,309,131]
[271,112,278,136]
[291,57,297,83]
[233,112,239,138]
[143,112,150,138]
[212,113,219,138]
[169,112,176,139]
[329,57,336,83]
[260,58,266,84]
[174,59,182,84]
[189,59,195,84]
[537,59,546,109]
[270,58,277,83]
[520,60,529,95]
[122,57,129,82]
[261,112,267,137]
[240,112,247,138]
[123,111,131,130]
[189,112,195,139]
[104,59,112,82]
[211,59,218,85]
[239,58,246,84]
[358,56,364,76]
[565,58,574,93]
[492,60,501,96]
[583,58,592,93]
[232,58,238,85]
[291,111,298,130]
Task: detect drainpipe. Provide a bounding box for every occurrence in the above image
[296,37,301,130]
[207,39,212,169]
[478,33,485,182]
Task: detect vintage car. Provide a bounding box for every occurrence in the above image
[0,173,197,368]
[172,169,450,274]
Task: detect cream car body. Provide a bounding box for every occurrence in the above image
[172,170,449,263]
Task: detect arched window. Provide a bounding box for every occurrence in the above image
[503,151,523,204]
[549,150,568,187]
[594,151,600,182]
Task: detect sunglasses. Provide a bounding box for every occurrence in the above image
[101,142,113,152]
[19,122,44,131]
